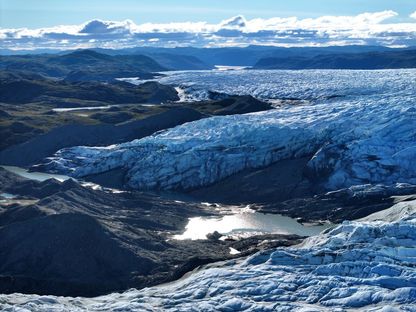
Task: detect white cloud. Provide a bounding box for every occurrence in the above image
[1,11,416,50]
[410,11,416,19]
[79,20,135,34]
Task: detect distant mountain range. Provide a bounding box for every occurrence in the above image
[254,49,416,70]
[112,45,397,67]
[0,70,178,104]
[108,45,416,69]
[1,46,416,81]
[0,50,167,82]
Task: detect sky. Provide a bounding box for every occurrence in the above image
[1,0,416,49]
[1,0,416,27]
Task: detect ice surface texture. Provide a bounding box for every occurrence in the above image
[1,200,416,311]
[43,70,416,191]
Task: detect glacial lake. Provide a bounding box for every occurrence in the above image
[174,210,333,240]
[2,166,333,239]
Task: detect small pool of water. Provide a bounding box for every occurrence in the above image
[0,193,16,199]
[52,105,114,112]
[1,165,73,182]
[52,104,158,112]
[174,211,333,240]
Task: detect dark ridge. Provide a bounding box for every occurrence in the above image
[0,50,167,81]
[0,107,204,166]
[0,73,179,104]
[0,168,302,296]
[186,95,273,115]
[254,50,416,69]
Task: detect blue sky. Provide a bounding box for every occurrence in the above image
[1,0,416,28]
[1,1,416,49]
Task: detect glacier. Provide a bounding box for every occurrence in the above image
[41,69,416,191]
[156,68,416,102]
[5,70,416,312]
[1,199,415,311]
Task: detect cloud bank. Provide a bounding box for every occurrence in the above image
[2,11,416,50]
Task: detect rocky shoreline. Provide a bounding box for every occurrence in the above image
[0,168,304,297]
[3,155,413,297]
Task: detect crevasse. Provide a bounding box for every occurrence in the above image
[43,70,416,191]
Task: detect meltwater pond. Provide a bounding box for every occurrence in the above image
[174,210,333,240]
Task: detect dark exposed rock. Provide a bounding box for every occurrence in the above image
[188,156,416,223]
[207,90,232,101]
[0,107,204,166]
[254,189,416,224]
[63,70,158,83]
[189,157,313,204]
[138,81,179,103]
[90,111,134,124]
[183,95,273,116]
[0,109,11,118]
[208,95,273,115]
[0,169,303,297]
[229,234,305,255]
[0,75,179,105]
[106,106,121,112]
[8,122,34,134]
[206,231,223,240]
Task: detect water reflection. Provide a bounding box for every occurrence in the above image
[174,211,333,240]
[52,105,114,112]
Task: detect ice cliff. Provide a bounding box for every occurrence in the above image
[42,89,416,191]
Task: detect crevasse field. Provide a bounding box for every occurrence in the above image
[4,69,416,311]
[44,70,416,191]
